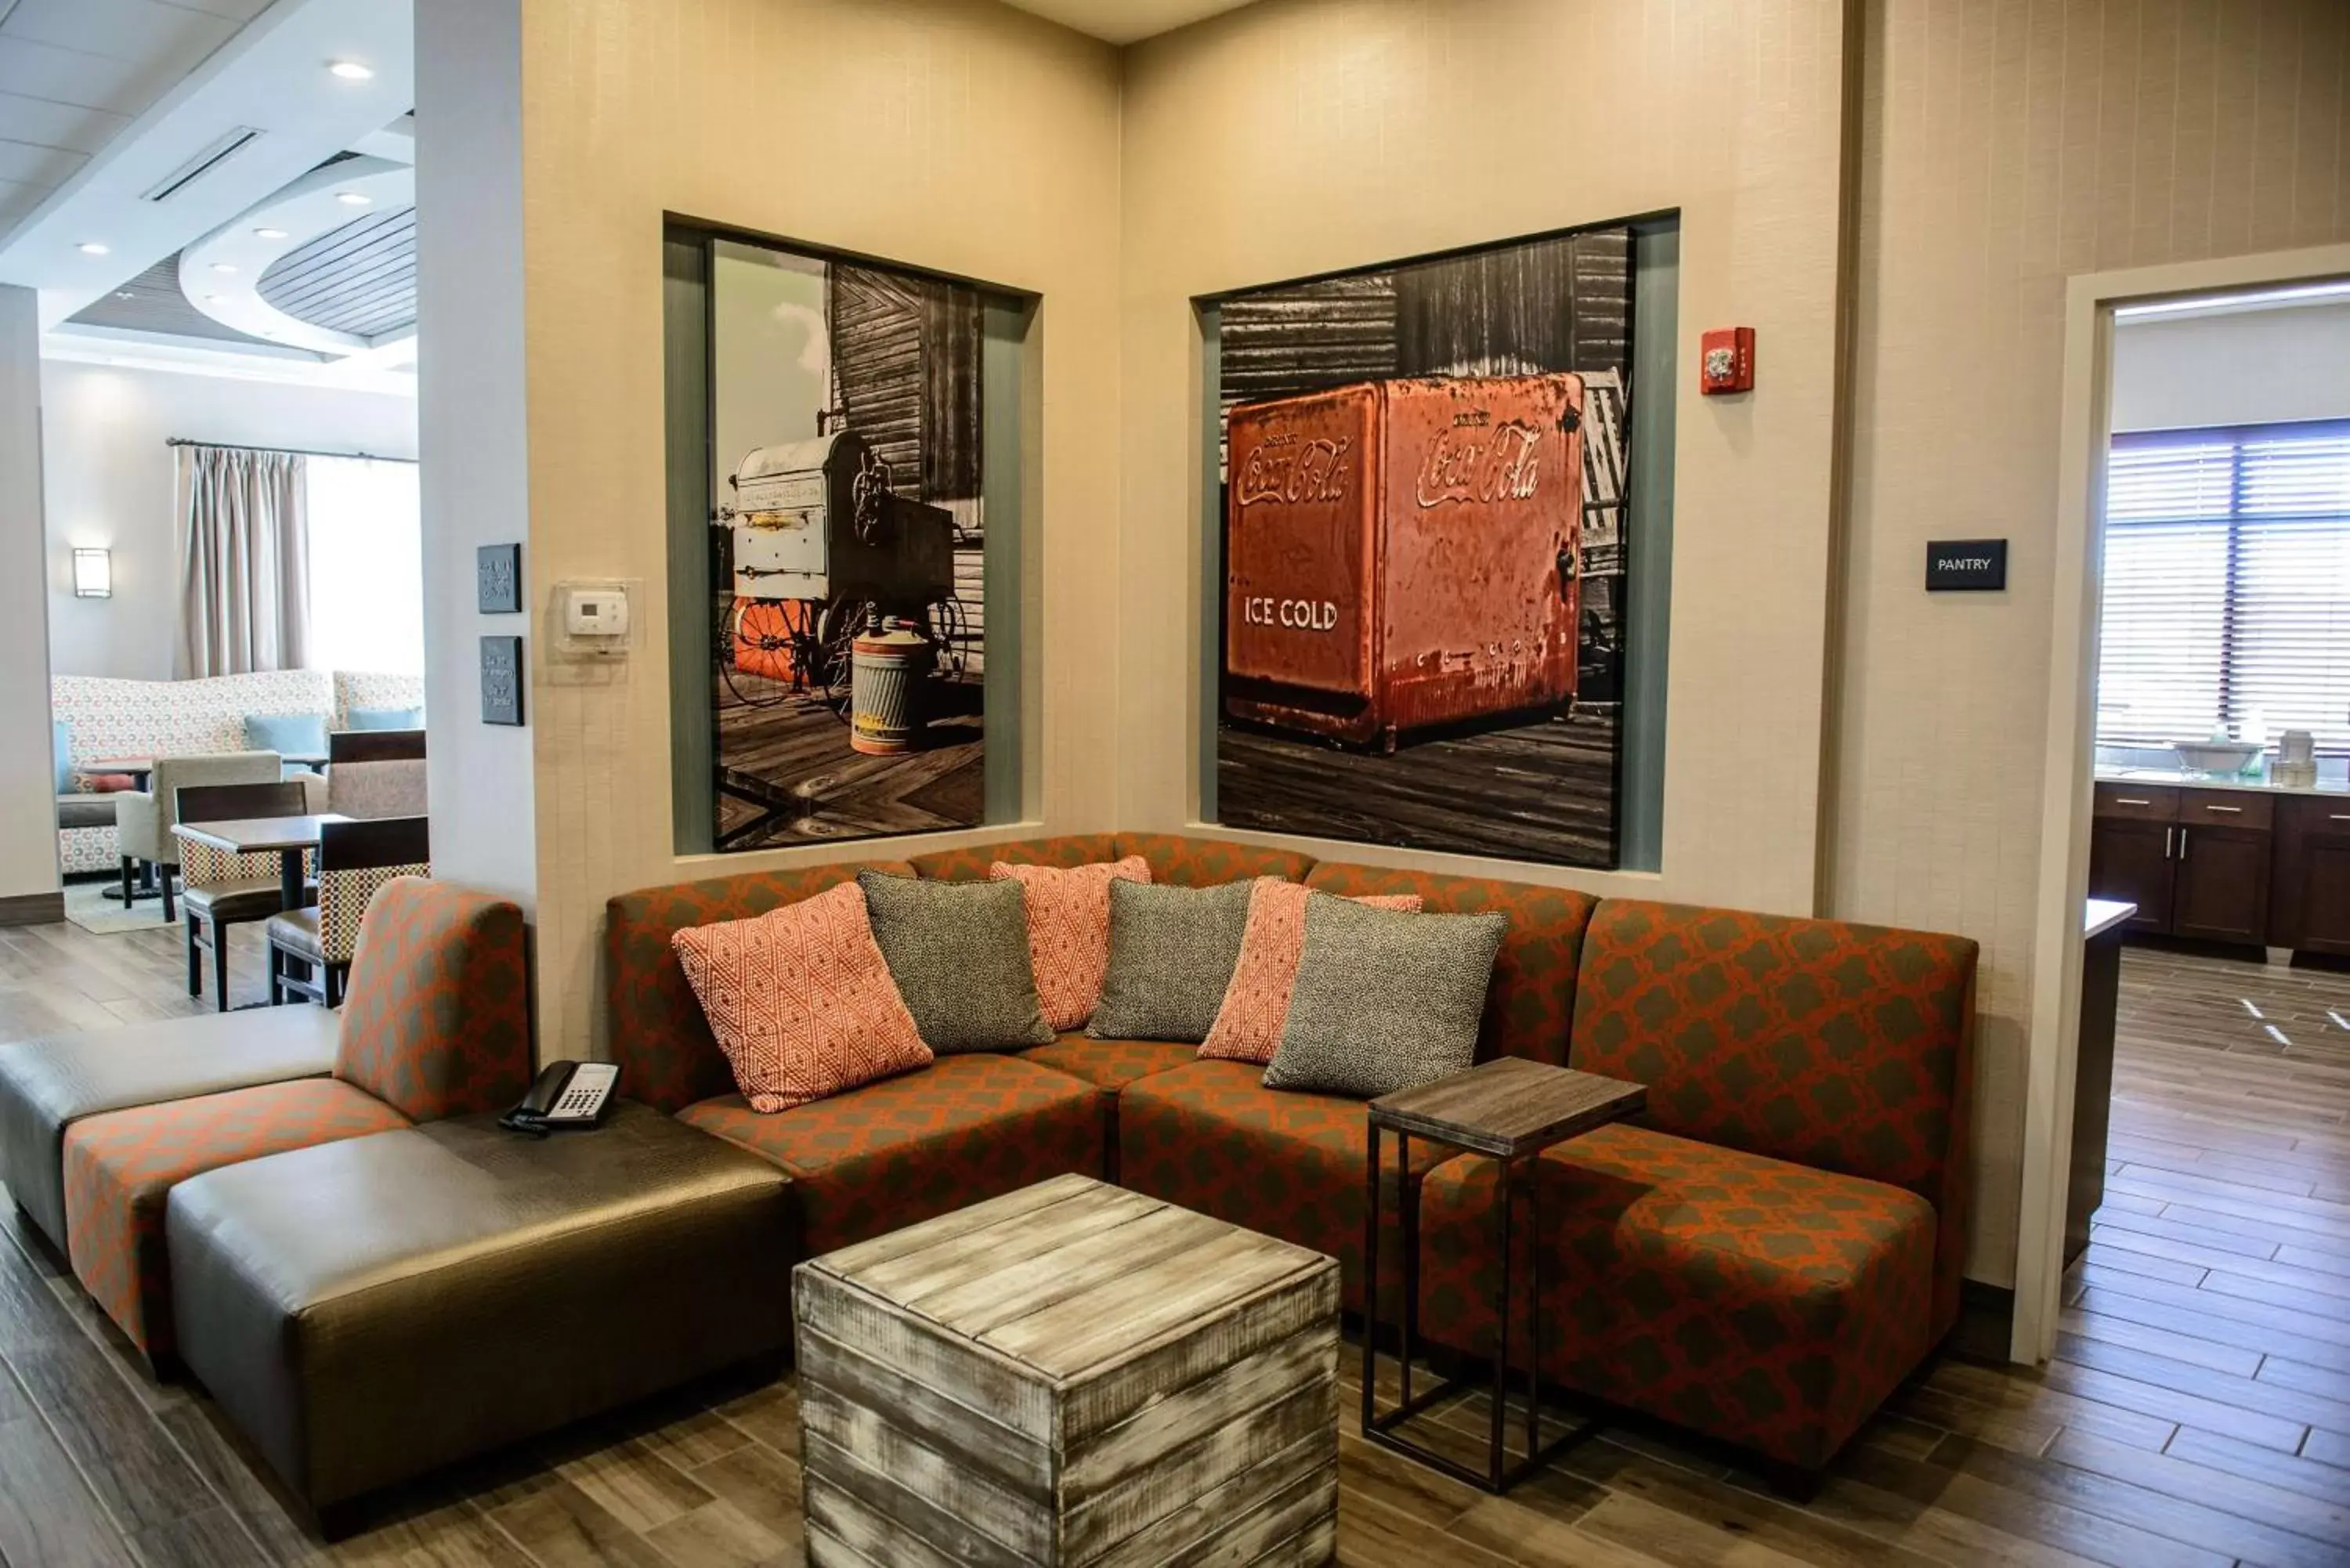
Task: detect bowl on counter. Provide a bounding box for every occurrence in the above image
[2172,740,2264,777]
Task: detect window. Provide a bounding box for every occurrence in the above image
[304,455,423,675]
[2097,421,2350,752]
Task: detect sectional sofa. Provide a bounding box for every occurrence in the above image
[0,831,1976,1524]
[607,831,1978,1475]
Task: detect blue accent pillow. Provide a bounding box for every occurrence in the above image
[246,712,331,759]
[53,719,72,796]
[345,706,424,732]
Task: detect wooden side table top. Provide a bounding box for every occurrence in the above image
[1368,1057,1646,1158]
[802,1172,1334,1384]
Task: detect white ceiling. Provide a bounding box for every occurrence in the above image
[0,0,272,236]
[999,0,1259,45]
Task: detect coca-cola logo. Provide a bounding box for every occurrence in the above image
[1236,432,1352,507]
[1415,417,1542,508]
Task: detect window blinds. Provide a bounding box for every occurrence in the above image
[2098,421,2350,753]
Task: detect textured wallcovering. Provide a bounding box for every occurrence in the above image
[1117,0,1852,916]
[506,0,1124,1057]
[1836,0,2350,1285]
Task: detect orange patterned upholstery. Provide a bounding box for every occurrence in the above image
[906,835,1118,883]
[1117,1059,1460,1317]
[991,856,1151,1031]
[334,878,533,1122]
[1111,833,1316,887]
[677,1053,1101,1256]
[62,1080,409,1356]
[1415,1125,1940,1470]
[1303,863,1599,1068]
[1570,900,1977,1334]
[606,860,914,1113]
[1018,1034,1198,1181]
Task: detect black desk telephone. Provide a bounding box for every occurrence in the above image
[501,1060,620,1136]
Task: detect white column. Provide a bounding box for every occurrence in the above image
[0,285,61,919]
[414,0,537,911]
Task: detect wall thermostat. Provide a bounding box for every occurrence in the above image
[552,580,634,659]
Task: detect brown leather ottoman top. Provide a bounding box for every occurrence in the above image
[0,1004,340,1252]
[164,1101,794,1515]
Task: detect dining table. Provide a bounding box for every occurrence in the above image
[172,814,350,912]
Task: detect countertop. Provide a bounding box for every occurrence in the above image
[2085,898,2138,940]
[2096,767,2350,800]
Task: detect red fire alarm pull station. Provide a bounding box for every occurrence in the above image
[1701,327,1755,395]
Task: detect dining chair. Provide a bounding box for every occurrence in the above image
[176,780,313,1012]
[267,816,429,1008]
[115,751,284,919]
[324,728,428,819]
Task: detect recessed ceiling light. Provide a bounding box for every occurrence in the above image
[254,226,289,240]
[327,60,374,81]
[210,262,237,274]
[335,191,371,206]
[77,241,109,256]
[114,291,134,300]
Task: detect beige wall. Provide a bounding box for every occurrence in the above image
[1836,0,2350,1285]
[1118,0,1853,918]
[508,0,1123,1054]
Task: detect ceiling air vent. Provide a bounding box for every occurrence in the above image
[140,127,263,203]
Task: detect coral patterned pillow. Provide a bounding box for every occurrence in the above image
[991,855,1152,1031]
[1200,880,1423,1064]
[670,882,932,1113]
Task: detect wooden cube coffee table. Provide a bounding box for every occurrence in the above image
[792,1172,1340,1566]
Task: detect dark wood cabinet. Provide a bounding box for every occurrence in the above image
[2171,823,2271,944]
[2272,797,2350,956]
[2088,817,2175,934]
[2091,782,2271,947]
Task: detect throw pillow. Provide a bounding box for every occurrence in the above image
[856,871,1054,1053]
[246,711,331,758]
[1087,877,1264,1043]
[86,774,137,793]
[991,855,1152,1031]
[1262,892,1506,1099]
[346,705,425,731]
[1200,880,1424,1064]
[670,881,931,1112]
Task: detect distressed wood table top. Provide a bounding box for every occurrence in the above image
[800,1172,1332,1385]
[1368,1056,1646,1158]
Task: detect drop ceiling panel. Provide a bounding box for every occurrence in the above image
[0,38,156,110]
[0,92,131,154]
[1,0,237,64]
[0,138,81,188]
[0,175,43,233]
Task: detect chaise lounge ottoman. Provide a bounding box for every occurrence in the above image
[164,1101,793,1521]
[0,1004,341,1255]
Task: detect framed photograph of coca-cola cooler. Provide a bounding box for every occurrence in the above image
[1205,219,1664,870]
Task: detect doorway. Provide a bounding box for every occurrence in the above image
[2016,244,2350,1364]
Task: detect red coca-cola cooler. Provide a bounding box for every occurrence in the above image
[1224,373,1584,749]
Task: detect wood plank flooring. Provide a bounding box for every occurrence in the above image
[2,926,2348,1566]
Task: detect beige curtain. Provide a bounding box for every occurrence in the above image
[175,444,311,677]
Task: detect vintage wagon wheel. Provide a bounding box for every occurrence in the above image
[924,594,970,681]
[718,598,818,710]
[815,597,876,715]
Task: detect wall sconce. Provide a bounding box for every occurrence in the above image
[72,547,111,598]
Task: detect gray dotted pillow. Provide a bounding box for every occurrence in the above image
[1087,877,1265,1042]
[857,871,1054,1053]
[1262,891,1506,1098]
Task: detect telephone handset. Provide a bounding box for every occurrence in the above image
[501,1060,620,1136]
